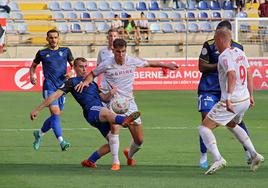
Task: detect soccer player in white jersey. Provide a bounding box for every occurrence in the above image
[76,38,178,169]
[198,28,264,175]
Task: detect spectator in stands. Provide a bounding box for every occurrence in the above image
[234,0,246,12]
[258,0,268,32]
[111,14,124,38]
[137,12,150,41]
[162,0,179,9]
[0,24,6,53]
[0,0,10,14]
[123,14,139,40]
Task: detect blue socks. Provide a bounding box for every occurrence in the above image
[115,115,125,125]
[199,135,207,154]
[41,116,52,133]
[50,114,62,139]
[88,151,101,163]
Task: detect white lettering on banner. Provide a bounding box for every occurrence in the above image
[249,61,262,67]
[252,69,262,78]
[135,71,183,79]
[261,81,268,88]
[14,68,34,90]
[184,71,201,78]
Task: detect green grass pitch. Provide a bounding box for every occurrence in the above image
[0,90,267,188]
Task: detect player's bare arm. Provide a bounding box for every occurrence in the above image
[147,61,178,70]
[74,71,95,93]
[29,62,38,85]
[226,70,236,113]
[65,60,75,79]
[100,87,117,102]
[198,59,218,73]
[247,68,254,107]
[30,90,64,120]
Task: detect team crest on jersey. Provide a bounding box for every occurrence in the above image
[201,48,207,55]
[45,54,50,58]
[59,51,63,56]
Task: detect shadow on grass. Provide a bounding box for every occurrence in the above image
[0,163,267,179]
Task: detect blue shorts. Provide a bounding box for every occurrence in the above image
[198,93,221,112]
[43,90,65,111]
[83,106,110,137]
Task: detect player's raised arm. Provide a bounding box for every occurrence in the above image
[147,61,178,70]
[30,90,64,121]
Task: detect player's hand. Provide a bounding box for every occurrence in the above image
[250,96,255,108]
[65,69,75,79]
[74,81,89,93]
[166,62,179,70]
[30,74,37,85]
[110,86,117,96]
[30,110,39,120]
[226,99,235,113]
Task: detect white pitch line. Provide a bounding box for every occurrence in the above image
[0,126,267,132]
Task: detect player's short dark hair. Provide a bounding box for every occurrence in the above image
[108,28,118,34]
[74,57,87,66]
[216,20,232,31]
[113,38,127,48]
[47,29,59,37]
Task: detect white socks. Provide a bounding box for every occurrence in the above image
[58,136,63,143]
[39,129,45,137]
[199,126,222,161]
[229,125,257,158]
[108,134,120,164]
[128,140,142,159]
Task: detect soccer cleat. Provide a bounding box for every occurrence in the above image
[250,153,264,172]
[122,111,141,127]
[33,130,41,150]
[245,150,252,165]
[123,148,136,166]
[200,161,209,170]
[205,157,227,175]
[60,140,70,151]
[111,163,120,171]
[81,159,97,168]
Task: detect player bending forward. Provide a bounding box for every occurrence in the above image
[30,57,140,170]
[198,28,264,175]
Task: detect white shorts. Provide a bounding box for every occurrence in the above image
[207,99,250,126]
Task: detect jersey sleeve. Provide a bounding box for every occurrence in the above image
[222,55,235,72]
[33,50,42,64]
[92,61,107,76]
[58,79,73,94]
[199,42,210,64]
[132,56,149,67]
[96,50,102,65]
[67,48,74,62]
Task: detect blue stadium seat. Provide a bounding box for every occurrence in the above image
[146,12,157,22]
[123,1,136,11]
[6,23,16,34]
[158,12,169,22]
[70,23,82,33]
[58,23,69,33]
[187,12,196,21]
[111,2,123,11]
[174,1,186,10]
[171,12,182,22]
[12,12,24,23]
[198,1,209,10]
[86,2,98,11]
[188,22,199,32]
[162,23,174,33]
[53,12,65,22]
[210,1,221,10]
[240,24,250,32]
[17,23,28,34]
[48,1,61,11]
[199,12,209,21]
[236,11,247,18]
[223,11,234,19]
[9,1,19,11]
[222,1,234,10]
[99,2,111,11]
[80,12,91,22]
[149,23,160,33]
[66,12,78,22]
[211,12,222,21]
[105,12,115,22]
[85,23,96,33]
[97,22,110,33]
[120,12,128,19]
[187,1,197,10]
[61,2,73,11]
[174,23,186,32]
[92,12,104,22]
[74,1,86,11]
[136,2,147,11]
[200,22,213,32]
[149,1,160,11]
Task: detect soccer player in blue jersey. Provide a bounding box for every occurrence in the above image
[30,57,141,171]
[197,20,251,169]
[29,29,74,151]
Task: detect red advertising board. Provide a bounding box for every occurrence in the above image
[0,58,267,91]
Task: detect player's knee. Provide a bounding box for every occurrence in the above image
[134,138,143,146]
